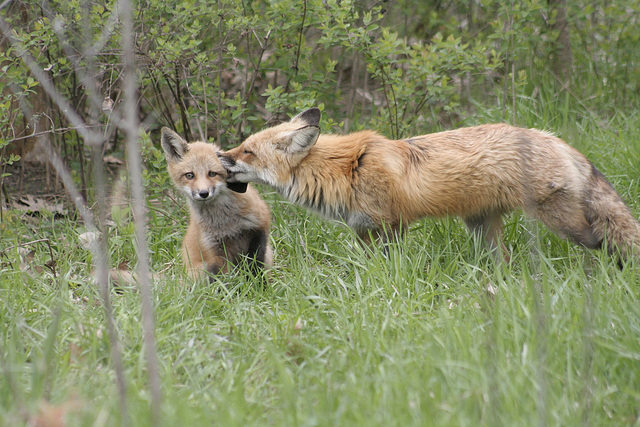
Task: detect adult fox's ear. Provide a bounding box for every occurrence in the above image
[290,107,321,127]
[285,108,321,154]
[285,125,320,154]
[161,127,189,162]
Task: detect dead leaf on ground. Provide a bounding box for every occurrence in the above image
[12,195,67,216]
[77,231,100,251]
[18,248,43,274]
[486,283,497,296]
[103,155,123,165]
[91,267,158,290]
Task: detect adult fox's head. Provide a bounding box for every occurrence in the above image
[218,108,321,187]
[161,127,248,202]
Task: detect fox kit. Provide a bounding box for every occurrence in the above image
[218,108,640,262]
[161,127,273,280]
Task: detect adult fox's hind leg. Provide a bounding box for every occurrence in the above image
[463,212,509,261]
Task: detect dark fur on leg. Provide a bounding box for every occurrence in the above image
[245,228,269,276]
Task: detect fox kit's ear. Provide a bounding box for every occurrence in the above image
[161,127,189,162]
[290,107,321,127]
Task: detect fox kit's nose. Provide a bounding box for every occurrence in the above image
[198,190,210,199]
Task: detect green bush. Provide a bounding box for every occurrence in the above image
[3,0,639,158]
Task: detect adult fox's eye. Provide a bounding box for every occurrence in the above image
[208,171,217,177]
[185,172,195,179]
[243,149,253,155]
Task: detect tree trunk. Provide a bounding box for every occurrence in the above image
[549,0,572,83]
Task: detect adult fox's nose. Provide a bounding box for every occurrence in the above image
[198,190,210,199]
[218,154,235,167]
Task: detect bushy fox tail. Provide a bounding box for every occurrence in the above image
[585,167,640,262]
[527,163,639,264]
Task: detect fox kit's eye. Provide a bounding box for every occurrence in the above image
[208,171,217,177]
[185,172,195,180]
[243,149,253,155]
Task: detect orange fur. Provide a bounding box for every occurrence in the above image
[161,127,272,280]
[219,109,640,261]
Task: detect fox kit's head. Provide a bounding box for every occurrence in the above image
[161,127,248,203]
[218,108,321,187]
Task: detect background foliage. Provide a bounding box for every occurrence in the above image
[2,0,639,163]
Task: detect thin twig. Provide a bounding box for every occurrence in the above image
[4,238,54,252]
[284,0,307,94]
[216,4,223,142]
[43,238,56,277]
[377,64,399,139]
[2,238,57,277]
[119,0,162,423]
[245,29,272,102]
[0,250,15,269]
[293,0,307,77]
[5,125,104,144]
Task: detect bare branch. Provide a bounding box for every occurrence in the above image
[11,84,130,425]
[119,0,162,422]
[0,0,12,11]
[6,125,103,144]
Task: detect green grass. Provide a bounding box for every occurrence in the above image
[2,104,640,426]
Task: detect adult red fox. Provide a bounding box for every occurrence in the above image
[161,127,273,279]
[218,108,640,262]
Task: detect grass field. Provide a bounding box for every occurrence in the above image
[2,100,640,426]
